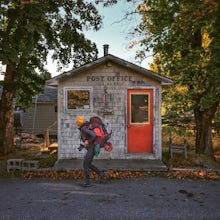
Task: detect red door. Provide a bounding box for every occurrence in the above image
[127,89,153,153]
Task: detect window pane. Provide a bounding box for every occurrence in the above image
[131,93,149,123]
[64,87,93,112]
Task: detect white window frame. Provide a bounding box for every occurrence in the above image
[64,87,93,113]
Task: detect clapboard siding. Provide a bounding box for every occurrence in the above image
[22,103,57,136]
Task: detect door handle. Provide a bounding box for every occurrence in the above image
[127,125,131,128]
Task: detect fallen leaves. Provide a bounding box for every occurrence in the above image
[165,170,220,180]
[23,170,84,180]
[23,170,145,180]
[22,169,220,181]
[105,170,144,180]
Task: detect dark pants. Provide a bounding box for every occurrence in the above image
[83,146,100,183]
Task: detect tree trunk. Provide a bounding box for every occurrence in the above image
[0,64,18,155]
[0,100,15,155]
[194,102,219,156]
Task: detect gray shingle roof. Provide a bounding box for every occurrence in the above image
[32,86,57,103]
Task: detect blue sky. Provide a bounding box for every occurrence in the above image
[86,1,139,59]
[46,1,152,77]
[0,1,152,80]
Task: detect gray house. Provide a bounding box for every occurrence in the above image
[1,81,57,136]
[47,49,173,160]
[22,86,58,136]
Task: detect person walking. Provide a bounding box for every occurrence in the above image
[75,116,105,187]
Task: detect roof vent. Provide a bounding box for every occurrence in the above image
[103,44,109,56]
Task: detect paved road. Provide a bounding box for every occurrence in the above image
[0,177,220,220]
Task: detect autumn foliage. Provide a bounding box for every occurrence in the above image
[22,169,220,181]
[165,170,219,180]
[23,170,145,180]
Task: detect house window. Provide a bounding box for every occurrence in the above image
[64,87,93,112]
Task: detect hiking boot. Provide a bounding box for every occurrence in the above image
[99,171,105,183]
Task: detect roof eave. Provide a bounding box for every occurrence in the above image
[46,54,173,86]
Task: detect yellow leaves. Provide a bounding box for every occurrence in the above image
[136,4,149,13]
[161,106,166,116]
[202,32,211,49]
[176,85,188,94]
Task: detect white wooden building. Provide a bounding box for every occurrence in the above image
[47,47,173,160]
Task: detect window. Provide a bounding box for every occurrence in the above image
[130,93,149,124]
[64,87,93,112]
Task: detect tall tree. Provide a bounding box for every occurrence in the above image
[0,0,103,155]
[133,0,220,156]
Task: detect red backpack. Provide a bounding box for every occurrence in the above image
[89,116,112,148]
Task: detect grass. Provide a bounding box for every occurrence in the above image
[162,129,220,169]
[0,143,57,178]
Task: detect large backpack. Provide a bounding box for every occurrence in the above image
[89,116,111,147]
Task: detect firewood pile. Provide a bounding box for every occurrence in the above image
[14,132,58,156]
[14,133,44,147]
